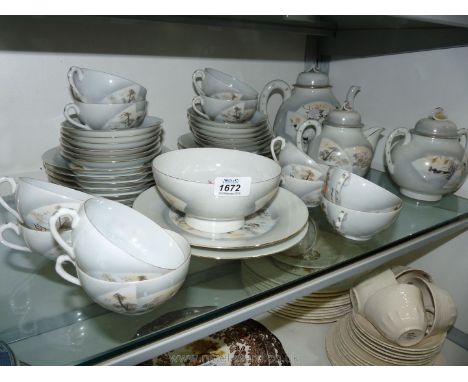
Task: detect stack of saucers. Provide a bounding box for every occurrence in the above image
[179,67,274,157]
[241,256,352,323]
[325,312,445,366]
[185,108,274,156]
[43,67,165,206]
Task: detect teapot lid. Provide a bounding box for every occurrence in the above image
[295,67,330,88]
[325,86,363,127]
[413,108,459,138]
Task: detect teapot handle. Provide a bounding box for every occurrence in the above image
[258,80,292,133]
[385,128,411,174]
[458,128,468,150]
[295,119,322,152]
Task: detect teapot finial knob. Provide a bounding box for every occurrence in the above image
[431,107,448,121]
[342,85,361,111]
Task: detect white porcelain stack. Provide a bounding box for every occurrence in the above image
[178,67,275,157]
[43,67,165,207]
[325,267,457,366]
[49,197,191,315]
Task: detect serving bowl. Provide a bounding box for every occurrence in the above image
[152,148,281,233]
[320,197,401,241]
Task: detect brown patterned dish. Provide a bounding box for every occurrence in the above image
[138,319,291,366]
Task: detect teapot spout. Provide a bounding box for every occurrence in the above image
[364,127,385,151]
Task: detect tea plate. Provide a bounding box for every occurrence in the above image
[61,131,161,149]
[61,115,163,138]
[60,137,160,156]
[133,187,308,250]
[187,108,267,128]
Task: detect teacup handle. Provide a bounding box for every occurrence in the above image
[0,177,22,223]
[333,211,347,232]
[296,120,322,152]
[458,128,468,150]
[270,136,286,163]
[192,96,210,120]
[0,223,31,252]
[49,208,79,259]
[385,128,411,174]
[192,69,206,96]
[63,103,91,130]
[67,66,85,102]
[331,171,351,205]
[55,254,81,286]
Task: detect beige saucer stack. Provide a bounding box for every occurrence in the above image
[325,312,445,366]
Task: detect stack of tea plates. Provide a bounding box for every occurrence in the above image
[133,187,310,260]
[42,116,164,206]
[241,256,352,324]
[183,108,275,157]
[325,312,446,366]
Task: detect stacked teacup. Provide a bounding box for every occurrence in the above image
[325,268,456,366]
[44,67,164,206]
[270,136,327,207]
[0,177,91,260]
[185,67,274,156]
[320,167,403,240]
[49,197,191,315]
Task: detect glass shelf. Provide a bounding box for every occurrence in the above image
[0,170,467,365]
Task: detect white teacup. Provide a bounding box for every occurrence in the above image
[364,284,427,347]
[63,100,147,130]
[0,222,71,260]
[192,95,257,123]
[55,234,190,315]
[0,177,91,228]
[320,197,401,241]
[280,164,324,207]
[192,67,258,100]
[323,166,402,212]
[67,66,147,104]
[49,197,188,276]
[350,269,398,314]
[270,137,329,172]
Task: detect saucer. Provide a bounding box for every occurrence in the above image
[61,115,163,138]
[133,187,308,250]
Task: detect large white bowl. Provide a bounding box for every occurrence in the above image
[320,196,401,241]
[54,230,191,315]
[152,148,281,233]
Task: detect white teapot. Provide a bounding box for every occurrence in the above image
[385,108,468,201]
[295,86,384,177]
[258,68,340,151]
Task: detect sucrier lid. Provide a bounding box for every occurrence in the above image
[295,67,330,88]
[413,108,459,138]
[324,85,363,127]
